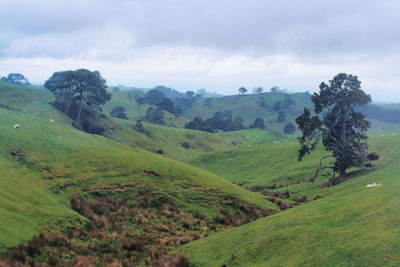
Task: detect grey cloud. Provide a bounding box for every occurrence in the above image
[1,0,400,59]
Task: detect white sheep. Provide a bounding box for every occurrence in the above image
[366,182,381,188]
[13,124,20,129]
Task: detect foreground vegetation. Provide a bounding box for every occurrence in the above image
[183,136,400,266]
[0,107,276,265]
[1,79,400,266]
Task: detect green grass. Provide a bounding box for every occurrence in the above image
[182,136,400,266]
[115,119,232,162]
[217,128,297,146]
[189,140,329,188]
[104,90,189,127]
[0,107,276,252]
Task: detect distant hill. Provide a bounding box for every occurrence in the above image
[182,92,313,133]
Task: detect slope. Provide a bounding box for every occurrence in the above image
[103,90,189,128]
[115,119,232,162]
[0,107,276,256]
[0,81,230,162]
[182,92,311,127]
[182,136,400,266]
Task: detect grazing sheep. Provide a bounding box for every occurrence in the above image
[13,124,20,129]
[366,182,381,188]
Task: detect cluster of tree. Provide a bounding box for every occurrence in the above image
[133,87,201,125]
[45,69,111,133]
[142,88,198,115]
[270,86,289,94]
[185,111,246,132]
[110,106,128,119]
[204,98,213,107]
[152,85,184,99]
[238,87,248,95]
[253,87,264,94]
[296,73,379,183]
[1,73,31,86]
[284,122,295,134]
[249,118,266,129]
[273,96,296,111]
[145,107,165,125]
[277,111,286,122]
[185,111,270,132]
[196,88,223,97]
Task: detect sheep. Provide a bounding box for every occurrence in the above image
[13,124,20,129]
[366,182,381,188]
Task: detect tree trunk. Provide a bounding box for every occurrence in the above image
[76,91,84,124]
[339,167,346,178]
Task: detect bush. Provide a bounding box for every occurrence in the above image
[110,106,128,119]
[277,111,286,122]
[284,122,295,134]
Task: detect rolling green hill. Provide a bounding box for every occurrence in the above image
[0,107,277,265]
[182,92,311,128]
[2,80,400,266]
[104,90,189,128]
[182,136,400,266]
[0,81,230,162]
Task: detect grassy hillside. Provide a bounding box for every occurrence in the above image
[115,119,232,162]
[0,80,72,125]
[217,128,298,146]
[189,140,328,189]
[0,81,229,162]
[182,136,400,266]
[104,90,189,128]
[182,92,311,127]
[0,107,278,265]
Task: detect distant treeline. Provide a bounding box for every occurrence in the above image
[358,105,400,124]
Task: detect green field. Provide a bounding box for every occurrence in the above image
[2,81,400,266]
[104,90,189,128]
[0,107,276,263]
[182,136,400,266]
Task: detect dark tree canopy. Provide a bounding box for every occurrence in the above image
[44,69,111,125]
[145,89,165,105]
[254,87,264,94]
[277,111,286,122]
[273,101,282,111]
[232,116,245,131]
[145,107,164,125]
[185,117,213,132]
[110,106,128,119]
[1,73,31,86]
[270,86,279,92]
[284,122,295,134]
[185,91,195,98]
[204,98,213,107]
[296,73,378,183]
[252,118,266,129]
[157,98,175,114]
[238,87,247,95]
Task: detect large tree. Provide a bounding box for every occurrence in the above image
[238,87,247,95]
[1,73,31,86]
[45,69,111,124]
[296,73,378,183]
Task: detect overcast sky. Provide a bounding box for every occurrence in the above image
[1,0,399,101]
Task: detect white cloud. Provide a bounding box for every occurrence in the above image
[0,0,399,101]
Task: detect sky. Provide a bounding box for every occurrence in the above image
[0,0,399,101]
